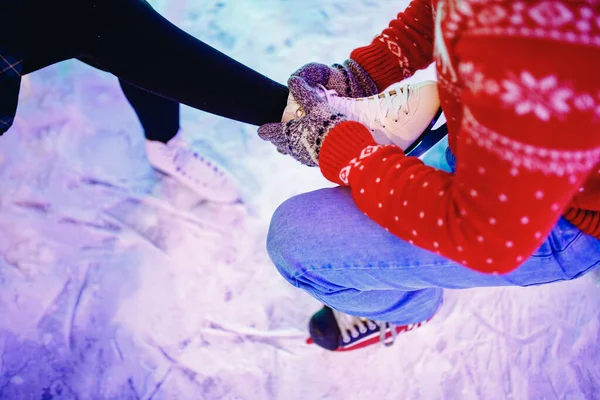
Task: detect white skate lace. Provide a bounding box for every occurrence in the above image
[320,85,411,132]
[332,309,398,347]
[172,145,225,184]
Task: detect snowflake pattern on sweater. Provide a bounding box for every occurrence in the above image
[319,0,600,274]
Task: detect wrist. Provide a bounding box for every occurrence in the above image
[344,59,378,97]
[319,121,378,184]
[350,41,403,92]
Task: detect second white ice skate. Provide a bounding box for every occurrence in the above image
[146,135,240,204]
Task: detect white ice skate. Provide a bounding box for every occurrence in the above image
[282,81,442,151]
[146,134,240,203]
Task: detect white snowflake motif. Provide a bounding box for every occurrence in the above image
[460,61,500,95]
[528,1,574,27]
[501,72,573,121]
[467,71,486,94]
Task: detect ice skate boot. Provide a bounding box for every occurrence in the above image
[146,134,240,203]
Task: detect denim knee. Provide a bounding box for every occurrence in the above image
[266,195,308,287]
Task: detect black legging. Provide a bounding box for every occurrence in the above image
[80,57,181,143]
[118,80,180,143]
[21,0,289,142]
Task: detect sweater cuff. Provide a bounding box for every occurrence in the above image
[319,121,378,185]
[351,42,402,92]
[563,207,600,239]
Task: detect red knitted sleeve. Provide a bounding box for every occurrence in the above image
[319,36,600,274]
[350,0,435,92]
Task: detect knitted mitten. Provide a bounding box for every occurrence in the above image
[291,59,378,99]
[258,77,347,167]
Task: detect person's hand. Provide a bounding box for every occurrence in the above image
[258,77,347,167]
[291,59,378,99]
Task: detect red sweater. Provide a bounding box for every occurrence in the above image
[319,0,600,274]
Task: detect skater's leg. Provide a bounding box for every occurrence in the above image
[75,57,239,203]
[269,187,600,323]
[267,150,600,325]
[78,57,180,143]
[20,0,286,201]
[118,81,180,143]
[87,0,288,126]
[21,0,91,74]
[21,0,289,126]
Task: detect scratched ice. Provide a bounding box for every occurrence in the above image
[1,1,599,399]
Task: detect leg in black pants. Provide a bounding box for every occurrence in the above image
[20,0,290,202]
[118,82,180,144]
[21,0,289,127]
[79,57,180,143]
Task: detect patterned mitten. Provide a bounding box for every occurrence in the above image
[258,77,347,167]
[291,59,378,98]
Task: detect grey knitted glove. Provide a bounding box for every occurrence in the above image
[291,59,378,99]
[258,77,347,167]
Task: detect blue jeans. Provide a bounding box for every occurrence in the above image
[266,138,600,324]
